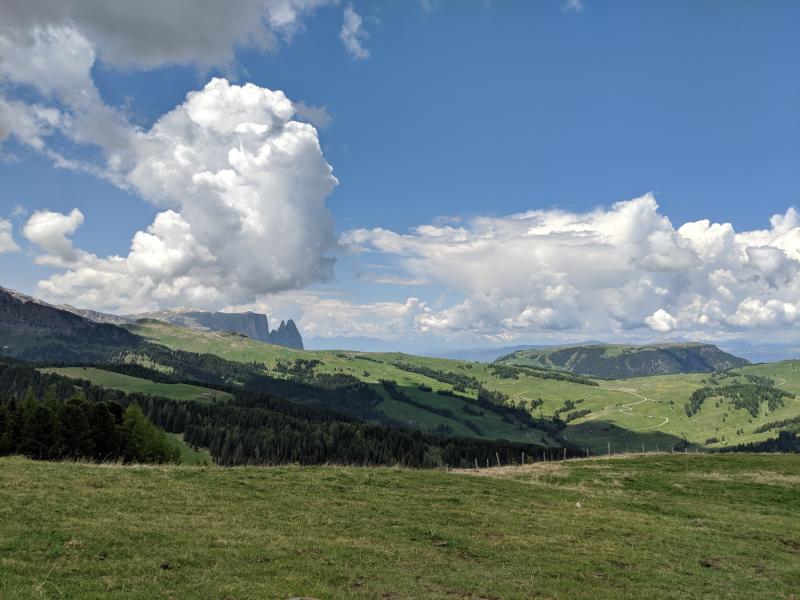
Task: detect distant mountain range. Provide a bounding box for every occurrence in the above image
[496,342,749,378]
[428,342,609,363]
[7,285,796,374]
[0,287,303,351]
[61,304,303,350]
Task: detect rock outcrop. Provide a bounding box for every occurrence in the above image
[137,309,304,349]
[58,302,305,350]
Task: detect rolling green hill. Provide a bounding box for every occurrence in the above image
[123,320,555,445]
[123,319,800,454]
[0,454,797,599]
[496,342,749,378]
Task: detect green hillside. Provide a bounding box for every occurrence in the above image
[123,319,800,454]
[0,454,797,599]
[42,367,233,404]
[124,320,554,445]
[496,342,749,378]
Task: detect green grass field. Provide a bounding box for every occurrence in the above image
[0,454,797,599]
[42,367,233,404]
[123,320,800,453]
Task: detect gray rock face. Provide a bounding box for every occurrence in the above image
[168,311,272,342]
[270,319,303,349]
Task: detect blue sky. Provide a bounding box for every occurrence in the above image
[2,1,800,349]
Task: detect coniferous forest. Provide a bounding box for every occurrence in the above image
[0,367,179,463]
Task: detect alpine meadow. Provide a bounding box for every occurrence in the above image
[1,2,799,599]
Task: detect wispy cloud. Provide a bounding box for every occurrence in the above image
[340,3,370,60]
[0,219,20,254]
[294,100,332,130]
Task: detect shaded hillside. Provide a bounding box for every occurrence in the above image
[0,287,143,362]
[496,343,749,378]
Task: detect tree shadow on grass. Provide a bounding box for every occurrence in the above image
[564,418,694,455]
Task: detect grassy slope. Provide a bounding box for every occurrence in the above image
[566,363,800,453]
[124,321,550,445]
[123,320,800,453]
[0,454,797,599]
[42,367,233,404]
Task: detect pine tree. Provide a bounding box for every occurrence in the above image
[122,404,179,464]
[1,400,22,454]
[42,385,59,411]
[19,404,55,459]
[0,404,8,455]
[57,396,94,458]
[89,402,118,461]
[21,387,37,412]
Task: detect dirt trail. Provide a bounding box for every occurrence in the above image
[611,388,669,431]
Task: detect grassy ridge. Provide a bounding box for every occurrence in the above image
[0,454,797,599]
[124,321,552,444]
[42,367,233,404]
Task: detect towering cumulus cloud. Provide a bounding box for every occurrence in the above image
[343,194,800,337]
[32,79,337,312]
[0,2,341,313]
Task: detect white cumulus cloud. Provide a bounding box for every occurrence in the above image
[23,208,84,265]
[29,79,338,312]
[645,309,677,333]
[0,4,342,313]
[343,194,800,338]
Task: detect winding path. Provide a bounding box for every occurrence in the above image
[611,388,670,431]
